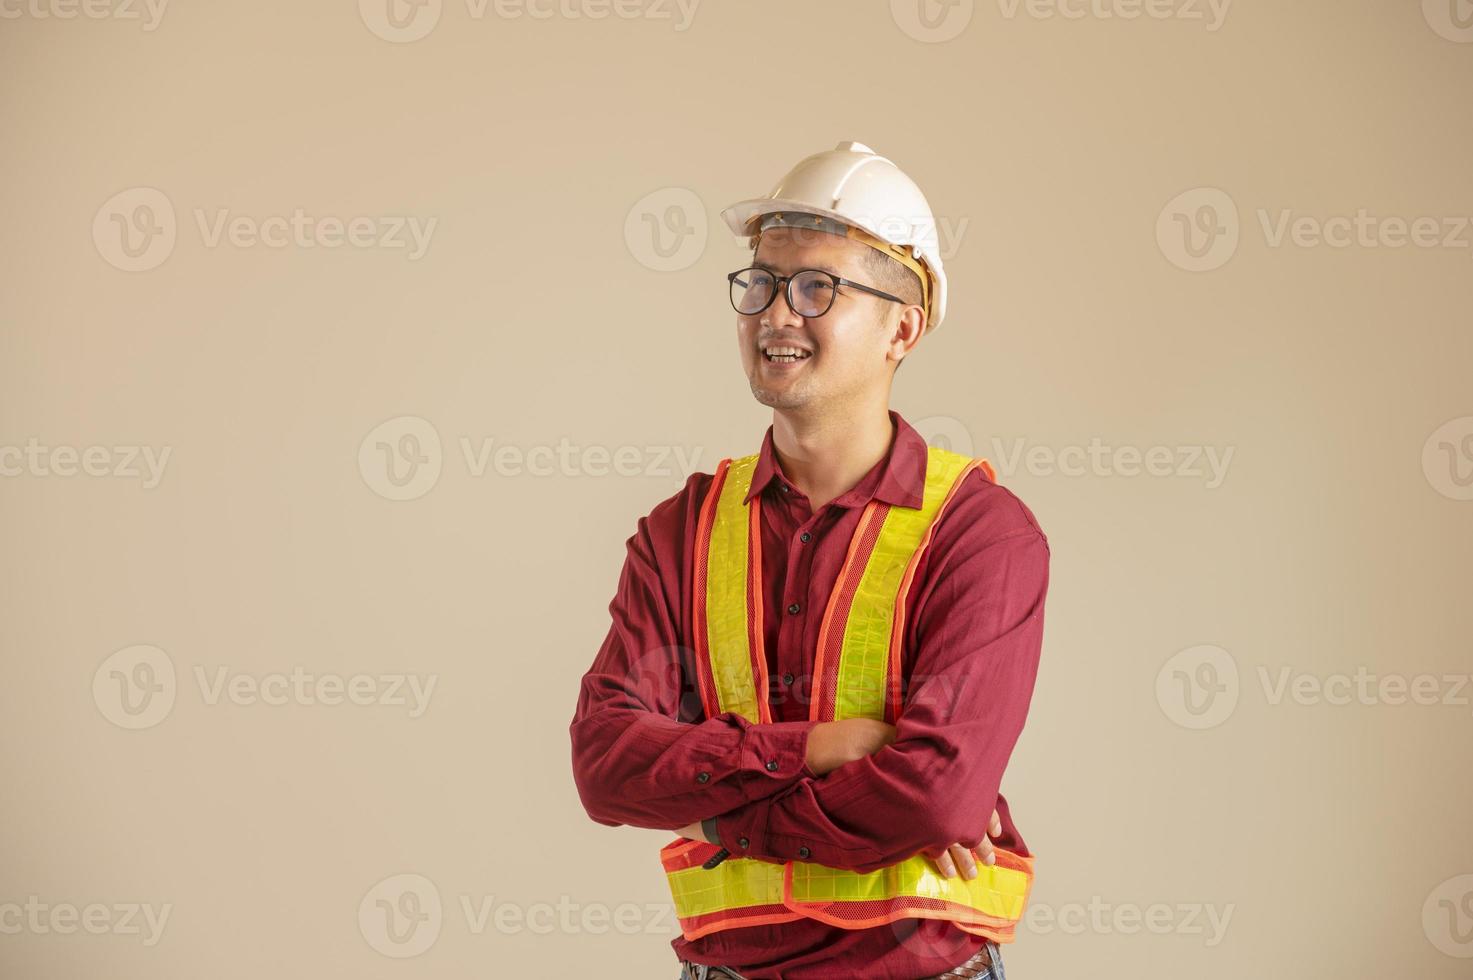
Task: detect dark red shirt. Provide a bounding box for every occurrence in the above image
[569,409,1050,980]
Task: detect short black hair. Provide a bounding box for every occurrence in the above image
[859,248,923,374]
[859,245,924,310]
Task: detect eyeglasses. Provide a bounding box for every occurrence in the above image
[727,266,908,319]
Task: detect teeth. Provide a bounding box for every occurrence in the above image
[763,346,811,361]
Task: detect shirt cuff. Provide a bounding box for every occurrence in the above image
[714,797,770,859]
[737,718,818,797]
[715,796,845,866]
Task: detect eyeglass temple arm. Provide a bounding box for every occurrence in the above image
[835,277,907,306]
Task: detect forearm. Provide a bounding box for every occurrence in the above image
[712,714,1017,873]
[570,691,818,829]
[570,494,823,830]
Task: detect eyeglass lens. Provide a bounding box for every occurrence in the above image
[730,268,838,318]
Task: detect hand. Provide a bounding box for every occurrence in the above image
[672,819,712,843]
[930,807,1003,880]
[803,718,898,776]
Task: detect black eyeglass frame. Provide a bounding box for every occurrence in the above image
[726,266,908,319]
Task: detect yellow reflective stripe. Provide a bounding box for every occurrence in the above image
[669,856,786,918]
[787,852,1031,921]
[833,446,972,720]
[706,454,762,722]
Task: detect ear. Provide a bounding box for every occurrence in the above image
[887,302,926,366]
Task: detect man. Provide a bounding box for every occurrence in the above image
[570,142,1050,979]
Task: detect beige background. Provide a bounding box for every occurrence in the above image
[3,1,1471,977]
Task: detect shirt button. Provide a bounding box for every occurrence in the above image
[782,672,794,686]
[799,532,811,543]
[696,771,710,783]
[798,846,811,859]
[787,602,801,615]
[738,837,750,849]
[765,759,779,771]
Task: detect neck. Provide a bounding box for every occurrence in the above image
[770,401,896,513]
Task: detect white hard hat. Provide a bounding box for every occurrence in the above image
[721,140,947,333]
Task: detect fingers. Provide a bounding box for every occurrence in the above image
[950,843,977,880]
[975,834,996,867]
[929,808,1005,879]
[978,808,1001,866]
[932,843,979,880]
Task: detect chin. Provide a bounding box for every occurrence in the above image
[750,385,809,411]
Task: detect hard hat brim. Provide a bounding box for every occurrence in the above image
[722,197,861,242]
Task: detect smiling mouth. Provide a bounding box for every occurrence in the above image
[761,346,813,363]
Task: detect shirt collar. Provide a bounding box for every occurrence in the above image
[742,409,928,510]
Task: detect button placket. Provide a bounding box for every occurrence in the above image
[774,508,815,720]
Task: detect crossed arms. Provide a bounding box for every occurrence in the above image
[569,482,1050,877]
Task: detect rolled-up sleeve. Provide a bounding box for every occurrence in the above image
[712,487,1050,873]
[569,481,819,831]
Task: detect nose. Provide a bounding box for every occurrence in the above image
[761,277,804,329]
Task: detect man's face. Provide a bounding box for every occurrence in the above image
[736,224,902,413]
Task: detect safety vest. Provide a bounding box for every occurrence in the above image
[660,445,1035,944]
